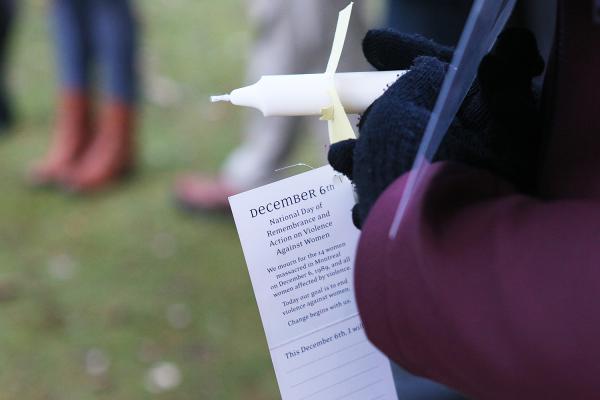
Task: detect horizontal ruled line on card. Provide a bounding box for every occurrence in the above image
[290,351,376,388]
[286,339,367,374]
[270,313,360,351]
[332,379,385,400]
[298,365,380,400]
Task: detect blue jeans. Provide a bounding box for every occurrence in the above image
[51,0,139,104]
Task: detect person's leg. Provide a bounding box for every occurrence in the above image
[0,0,16,71]
[230,0,368,184]
[90,0,138,105]
[52,0,95,94]
[29,0,93,185]
[0,0,17,131]
[219,0,316,192]
[173,0,301,211]
[62,0,139,191]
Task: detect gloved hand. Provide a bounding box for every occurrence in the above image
[328,28,544,228]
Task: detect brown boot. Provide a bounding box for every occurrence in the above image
[29,91,90,187]
[62,101,135,192]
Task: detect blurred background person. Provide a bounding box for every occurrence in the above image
[172,0,474,213]
[173,0,369,212]
[0,0,17,133]
[29,0,139,192]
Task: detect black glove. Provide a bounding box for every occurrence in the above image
[328,28,544,228]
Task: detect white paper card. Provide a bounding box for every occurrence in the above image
[230,166,398,400]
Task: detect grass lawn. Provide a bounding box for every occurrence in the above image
[0,1,330,398]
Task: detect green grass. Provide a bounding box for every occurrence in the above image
[0,1,330,398]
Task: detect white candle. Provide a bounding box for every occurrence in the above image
[211,70,407,117]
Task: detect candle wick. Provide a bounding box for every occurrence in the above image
[211,94,231,103]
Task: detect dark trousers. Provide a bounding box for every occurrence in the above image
[0,0,17,128]
[386,0,473,46]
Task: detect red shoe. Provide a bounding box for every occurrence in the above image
[62,102,136,193]
[173,174,237,214]
[29,92,90,187]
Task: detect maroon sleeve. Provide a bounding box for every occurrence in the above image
[355,161,600,399]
